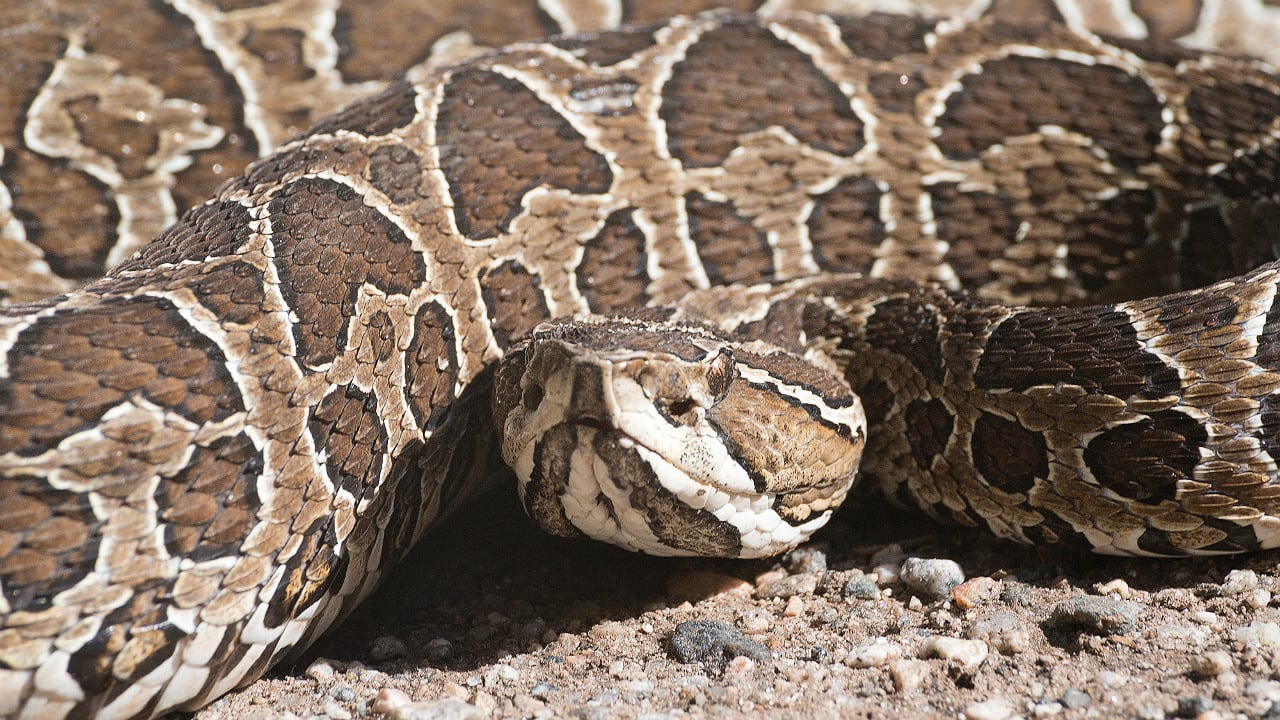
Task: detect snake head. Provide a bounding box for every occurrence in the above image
[492,316,865,558]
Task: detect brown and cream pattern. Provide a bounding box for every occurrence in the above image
[4,1,1280,718]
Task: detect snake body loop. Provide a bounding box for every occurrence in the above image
[4,3,1280,718]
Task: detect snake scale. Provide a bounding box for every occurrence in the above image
[6,0,1280,717]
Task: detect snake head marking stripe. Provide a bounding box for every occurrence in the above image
[492,316,865,559]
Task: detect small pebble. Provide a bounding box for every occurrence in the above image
[900,558,965,600]
[1032,701,1063,717]
[1060,688,1090,709]
[384,699,484,720]
[888,659,928,693]
[964,697,1014,720]
[1246,588,1273,609]
[305,659,337,683]
[1176,696,1212,718]
[321,700,351,720]
[372,688,411,715]
[756,573,818,599]
[843,572,879,600]
[1097,671,1128,689]
[1093,579,1133,598]
[530,681,555,696]
[968,612,1030,654]
[370,636,408,661]
[669,619,770,673]
[1000,583,1033,607]
[919,636,989,672]
[783,544,829,574]
[589,621,632,645]
[1154,624,1207,649]
[666,571,752,601]
[1046,595,1138,635]
[424,639,453,661]
[1190,650,1234,678]
[872,563,901,586]
[870,544,907,565]
[1235,621,1280,650]
[782,596,806,616]
[329,685,356,702]
[1245,678,1280,701]
[1222,569,1260,595]
[844,640,903,668]
[953,577,999,609]
[739,610,771,635]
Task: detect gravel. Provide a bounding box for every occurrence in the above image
[190,496,1280,720]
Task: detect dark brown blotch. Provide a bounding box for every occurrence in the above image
[685,193,773,285]
[660,20,864,168]
[309,384,389,503]
[1084,409,1206,503]
[479,260,550,348]
[0,479,100,613]
[0,296,244,456]
[833,12,934,61]
[117,199,254,271]
[863,298,945,384]
[159,432,263,562]
[930,183,1018,287]
[436,68,612,239]
[807,176,884,274]
[578,209,651,312]
[309,78,420,137]
[368,144,424,205]
[903,398,953,472]
[405,301,460,431]
[1185,76,1280,168]
[267,177,425,367]
[934,56,1163,170]
[974,306,1180,397]
[971,411,1047,494]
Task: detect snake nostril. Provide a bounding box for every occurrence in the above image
[523,381,544,411]
[665,398,697,419]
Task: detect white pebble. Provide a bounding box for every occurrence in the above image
[305,659,336,683]
[845,640,903,668]
[1033,701,1064,717]
[1093,579,1132,598]
[1235,621,1280,650]
[1191,650,1234,677]
[1222,569,1261,595]
[872,563,901,586]
[1097,671,1128,689]
[920,637,989,672]
[964,697,1014,720]
[889,659,928,693]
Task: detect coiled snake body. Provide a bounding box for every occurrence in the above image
[5,1,1280,717]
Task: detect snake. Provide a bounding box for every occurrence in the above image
[5,0,1280,717]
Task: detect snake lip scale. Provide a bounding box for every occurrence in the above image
[5,4,1280,718]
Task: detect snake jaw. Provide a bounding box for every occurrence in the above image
[492,317,866,559]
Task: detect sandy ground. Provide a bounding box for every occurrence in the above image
[192,489,1280,720]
